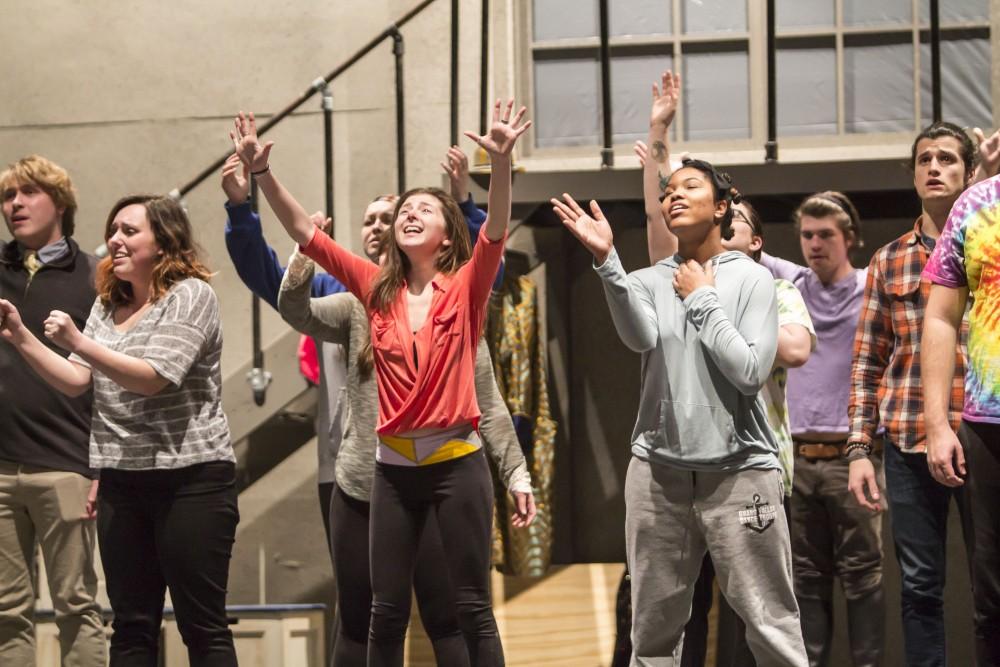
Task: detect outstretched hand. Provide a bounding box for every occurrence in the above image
[230,111,273,173]
[464,99,531,159]
[221,154,250,205]
[634,140,648,168]
[551,193,614,265]
[650,70,681,129]
[974,126,1000,180]
[441,146,471,201]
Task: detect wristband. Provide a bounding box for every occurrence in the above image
[845,441,872,461]
[251,165,270,176]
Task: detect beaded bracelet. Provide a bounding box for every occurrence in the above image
[845,441,872,460]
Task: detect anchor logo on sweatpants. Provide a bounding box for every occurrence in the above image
[738,493,776,533]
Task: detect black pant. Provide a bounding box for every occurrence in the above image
[368,449,501,667]
[98,461,239,667]
[961,421,1000,665]
[327,485,465,666]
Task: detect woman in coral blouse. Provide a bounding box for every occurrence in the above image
[230,99,529,667]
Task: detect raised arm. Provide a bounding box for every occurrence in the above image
[278,250,355,344]
[0,300,92,396]
[553,194,659,352]
[222,154,345,308]
[442,145,488,232]
[643,71,680,265]
[230,112,319,248]
[674,263,778,395]
[464,99,531,242]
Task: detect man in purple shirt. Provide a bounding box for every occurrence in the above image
[761,191,881,667]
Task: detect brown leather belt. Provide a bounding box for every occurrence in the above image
[794,439,848,460]
[794,438,884,460]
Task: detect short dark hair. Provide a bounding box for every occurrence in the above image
[910,121,976,177]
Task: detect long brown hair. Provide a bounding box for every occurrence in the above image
[367,187,471,314]
[96,194,212,310]
[357,189,471,377]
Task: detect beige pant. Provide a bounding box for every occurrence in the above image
[0,462,106,667]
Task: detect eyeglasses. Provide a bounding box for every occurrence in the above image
[731,208,749,224]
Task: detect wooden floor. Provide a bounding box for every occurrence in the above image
[404,563,624,667]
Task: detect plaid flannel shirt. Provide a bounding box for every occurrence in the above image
[848,220,967,453]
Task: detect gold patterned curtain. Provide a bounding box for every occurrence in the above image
[486,274,557,577]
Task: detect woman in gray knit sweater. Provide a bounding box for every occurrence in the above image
[277,199,533,666]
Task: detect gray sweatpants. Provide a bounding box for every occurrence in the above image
[625,457,808,667]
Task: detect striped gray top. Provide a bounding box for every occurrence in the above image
[70,278,233,470]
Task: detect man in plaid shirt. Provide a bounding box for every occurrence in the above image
[847,121,999,666]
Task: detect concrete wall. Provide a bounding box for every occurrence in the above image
[0,0,488,376]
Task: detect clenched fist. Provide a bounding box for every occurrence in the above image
[44,310,84,353]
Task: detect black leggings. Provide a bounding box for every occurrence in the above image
[327,485,466,666]
[368,449,502,667]
[961,421,1000,665]
[98,461,239,667]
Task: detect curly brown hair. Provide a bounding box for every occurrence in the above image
[96,194,212,310]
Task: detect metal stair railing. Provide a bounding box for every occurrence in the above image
[169,0,461,406]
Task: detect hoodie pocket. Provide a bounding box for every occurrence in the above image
[660,400,737,459]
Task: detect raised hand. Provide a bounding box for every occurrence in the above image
[634,140,648,168]
[308,210,332,235]
[230,111,273,173]
[974,126,1000,180]
[221,154,250,205]
[650,70,681,129]
[551,193,614,264]
[441,145,471,200]
[673,259,715,300]
[464,99,531,159]
[43,310,84,353]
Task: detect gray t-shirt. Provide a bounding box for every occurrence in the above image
[70,278,233,470]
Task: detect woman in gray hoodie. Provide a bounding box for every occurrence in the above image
[551,159,807,667]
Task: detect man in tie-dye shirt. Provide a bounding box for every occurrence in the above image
[923,173,1000,665]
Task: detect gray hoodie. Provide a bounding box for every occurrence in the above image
[595,248,780,471]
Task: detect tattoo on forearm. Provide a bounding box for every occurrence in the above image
[658,174,669,194]
[650,141,668,162]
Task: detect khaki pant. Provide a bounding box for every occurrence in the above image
[0,462,106,666]
[790,453,884,666]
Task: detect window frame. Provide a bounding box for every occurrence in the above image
[513,0,992,164]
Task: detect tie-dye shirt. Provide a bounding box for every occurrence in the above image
[923,175,1000,422]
